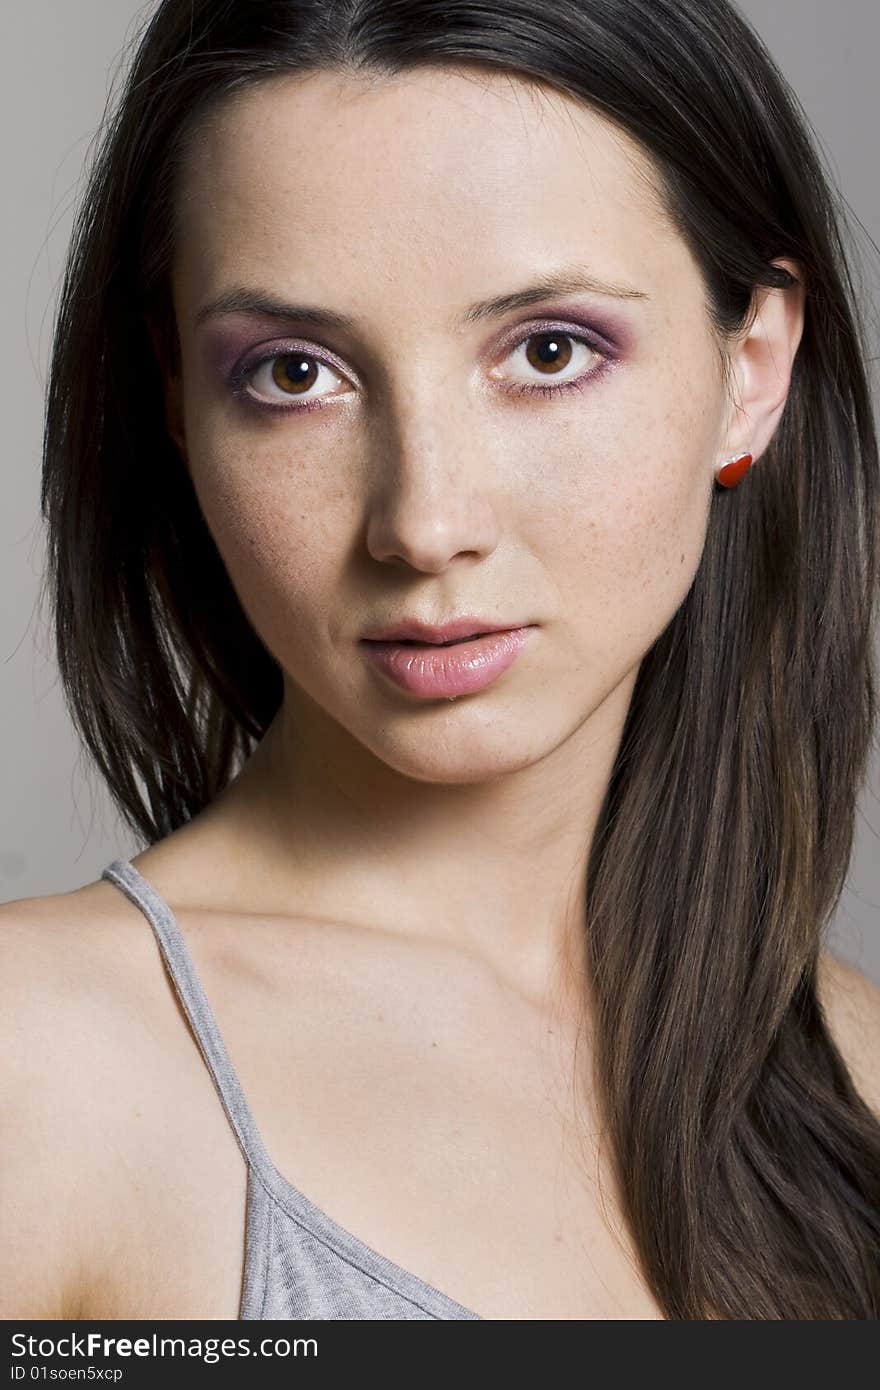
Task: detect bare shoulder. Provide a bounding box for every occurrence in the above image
[0,878,156,1040]
[817,948,880,1121]
[0,879,164,1318]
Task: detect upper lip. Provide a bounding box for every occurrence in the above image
[361,617,526,643]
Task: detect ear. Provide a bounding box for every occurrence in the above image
[720,257,806,467]
[146,313,188,463]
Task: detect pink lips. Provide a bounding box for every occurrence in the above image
[360,627,533,698]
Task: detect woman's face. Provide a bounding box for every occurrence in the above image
[168,67,732,783]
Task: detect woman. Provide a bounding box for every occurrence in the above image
[3,0,879,1320]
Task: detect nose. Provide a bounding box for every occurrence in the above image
[363,418,501,574]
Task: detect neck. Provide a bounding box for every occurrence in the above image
[195,669,637,1020]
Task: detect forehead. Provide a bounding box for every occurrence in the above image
[172,66,695,320]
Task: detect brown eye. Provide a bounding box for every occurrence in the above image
[271,354,320,395]
[243,351,347,408]
[523,332,574,375]
[493,327,605,397]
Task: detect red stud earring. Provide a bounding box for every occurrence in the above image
[716,451,753,488]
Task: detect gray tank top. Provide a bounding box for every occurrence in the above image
[101,859,482,1321]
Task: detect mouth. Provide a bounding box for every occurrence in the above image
[390,635,481,647]
[359,625,533,698]
[361,617,528,645]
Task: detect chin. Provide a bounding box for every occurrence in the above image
[360,716,561,785]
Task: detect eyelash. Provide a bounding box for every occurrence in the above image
[228,324,614,417]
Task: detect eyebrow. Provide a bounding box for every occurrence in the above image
[193,266,650,333]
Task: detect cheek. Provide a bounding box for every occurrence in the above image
[184,423,350,649]
[528,374,717,661]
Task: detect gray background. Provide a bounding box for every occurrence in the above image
[3,2,878,982]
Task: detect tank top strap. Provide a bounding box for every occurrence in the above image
[101,857,275,1182]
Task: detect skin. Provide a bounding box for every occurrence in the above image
[158,64,805,1029]
[18,64,880,1322]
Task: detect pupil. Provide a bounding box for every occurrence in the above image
[272,354,317,394]
[536,336,561,362]
[525,332,572,375]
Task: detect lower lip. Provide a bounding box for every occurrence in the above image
[360,627,533,698]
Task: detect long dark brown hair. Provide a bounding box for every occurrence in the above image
[40,0,880,1316]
